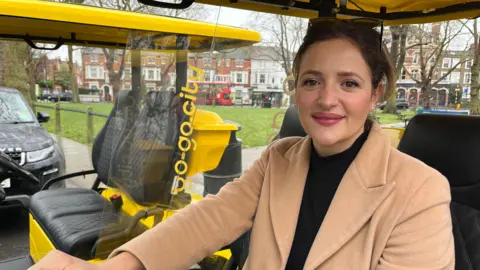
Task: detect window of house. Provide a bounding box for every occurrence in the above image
[226,59,230,67]
[161,57,166,65]
[464,72,471,84]
[204,71,211,82]
[450,71,461,83]
[236,73,243,83]
[91,55,98,63]
[89,66,98,78]
[413,53,419,64]
[443,58,451,68]
[466,60,472,69]
[260,74,266,84]
[451,58,460,68]
[124,68,131,79]
[400,69,406,80]
[441,71,450,82]
[146,83,156,91]
[272,77,275,84]
[89,82,99,89]
[147,56,156,64]
[148,70,155,80]
[411,69,419,80]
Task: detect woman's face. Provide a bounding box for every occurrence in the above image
[295,38,382,156]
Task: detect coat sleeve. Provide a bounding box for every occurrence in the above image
[376,174,455,270]
[106,143,275,270]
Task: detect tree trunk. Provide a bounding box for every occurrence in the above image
[421,84,431,110]
[470,59,480,114]
[0,41,6,86]
[68,45,80,103]
[384,26,400,113]
[27,70,37,102]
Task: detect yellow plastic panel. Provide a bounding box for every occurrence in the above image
[382,127,405,148]
[196,0,480,26]
[29,214,55,263]
[0,0,261,50]
[186,109,237,177]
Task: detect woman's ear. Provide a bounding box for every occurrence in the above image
[372,83,385,107]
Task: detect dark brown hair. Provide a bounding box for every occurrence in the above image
[293,20,395,101]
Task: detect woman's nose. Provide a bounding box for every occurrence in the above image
[316,84,338,108]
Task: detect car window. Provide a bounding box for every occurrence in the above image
[0,91,35,123]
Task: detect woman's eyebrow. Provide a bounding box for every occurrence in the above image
[300,70,323,77]
[337,71,365,83]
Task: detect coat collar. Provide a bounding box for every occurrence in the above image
[268,122,397,269]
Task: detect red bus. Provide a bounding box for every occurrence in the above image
[207,87,232,106]
[189,81,233,106]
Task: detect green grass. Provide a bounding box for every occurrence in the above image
[34,102,409,148]
[375,110,416,124]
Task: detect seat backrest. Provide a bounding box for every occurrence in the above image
[91,90,134,186]
[397,113,480,269]
[109,90,179,206]
[276,104,307,139]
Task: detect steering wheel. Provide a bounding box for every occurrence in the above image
[0,151,40,186]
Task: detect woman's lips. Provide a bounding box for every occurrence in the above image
[312,112,345,126]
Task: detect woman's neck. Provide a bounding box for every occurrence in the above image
[312,124,369,157]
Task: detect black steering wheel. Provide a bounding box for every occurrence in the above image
[0,151,40,201]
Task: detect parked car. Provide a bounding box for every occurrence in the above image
[0,87,66,201]
[48,92,72,102]
[379,99,409,110]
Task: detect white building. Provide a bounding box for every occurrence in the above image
[250,46,292,107]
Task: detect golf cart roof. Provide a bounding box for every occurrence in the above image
[0,0,261,51]
[194,0,480,25]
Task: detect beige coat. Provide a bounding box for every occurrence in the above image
[109,122,455,269]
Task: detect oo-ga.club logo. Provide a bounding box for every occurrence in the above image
[172,65,204,194]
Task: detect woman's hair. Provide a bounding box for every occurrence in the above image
[293,20,395,101]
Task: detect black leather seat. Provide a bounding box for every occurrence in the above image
[29,90,135,260]
[29,90,181,260]
[228,105,306,269]
[397,113,480,269]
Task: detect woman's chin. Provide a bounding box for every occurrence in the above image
[311,133,341,147]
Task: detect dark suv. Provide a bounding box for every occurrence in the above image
[0,87,66,199]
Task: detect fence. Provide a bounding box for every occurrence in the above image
[33,103,109,145]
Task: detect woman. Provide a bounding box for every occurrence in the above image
[30,19,454,270]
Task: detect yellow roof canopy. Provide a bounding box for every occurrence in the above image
[0,0,261,51]
[195,0,480,25]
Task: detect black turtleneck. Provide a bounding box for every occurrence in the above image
[285,125,370,270]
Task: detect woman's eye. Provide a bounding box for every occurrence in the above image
[303,79,319,87]
[342,80,359,88]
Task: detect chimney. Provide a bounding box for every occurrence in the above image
[432,23,441,35]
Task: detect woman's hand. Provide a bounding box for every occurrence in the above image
[28,250,145,270]
[27,250,100,270]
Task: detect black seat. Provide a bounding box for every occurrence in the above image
[228,105,306,269]
[397,114,480,269]
[29,90,136,260]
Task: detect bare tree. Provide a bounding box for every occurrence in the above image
[403,21,470,109]
[248,13,307,104]
[459,19,480,114]
[382,25,409,113]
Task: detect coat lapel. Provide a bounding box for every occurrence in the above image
[304,123,397,269]
[268,138,311,265]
